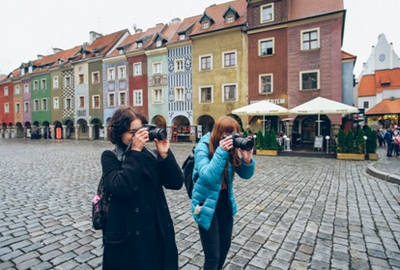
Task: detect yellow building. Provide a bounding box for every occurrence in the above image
[191,0,248,133]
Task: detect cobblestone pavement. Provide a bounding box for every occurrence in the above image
[0,139,400,270]
[372,147,400,178]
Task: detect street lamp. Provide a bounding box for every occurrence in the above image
[325,136,330,154]
[363,135,368,157]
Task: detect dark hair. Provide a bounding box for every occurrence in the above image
[107,106,148,147]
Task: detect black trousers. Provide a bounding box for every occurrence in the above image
[199,190,233,270]
[387,142,393,156]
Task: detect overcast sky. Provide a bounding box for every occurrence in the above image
[0,0,399,78]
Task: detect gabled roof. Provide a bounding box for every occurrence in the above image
[169,15,202,44]
[190,0,247,36]
[358,68,400,97]
[199,12,215,24]
[222,6,240,19]
[341,50,357,61]
[124,24,165,53]
[366,98,400,115]
[146,22,181,50]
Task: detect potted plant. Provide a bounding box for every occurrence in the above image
[256,130,278,156]
[336,129,365,160]
[364,126,378,160]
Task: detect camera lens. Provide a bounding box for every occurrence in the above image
[233,137,254,151]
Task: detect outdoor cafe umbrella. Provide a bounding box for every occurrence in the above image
[289,97,359,136]
[232,100,289,135]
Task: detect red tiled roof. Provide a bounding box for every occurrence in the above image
[341,50,356,60]
[108,31,146,57]
[146,22,181,50]
[169,15,202,44]
[86,29,128,57]
[125,24,165,53]
[359,68,400,97]
[0,75,6,82]
[366,98,400,115]
[190,0,247,36]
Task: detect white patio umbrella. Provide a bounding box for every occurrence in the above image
[232,100,289,135]
[289,97,359,136]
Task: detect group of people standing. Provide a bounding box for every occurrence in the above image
[378,125,400,157]
[100,106,255,270]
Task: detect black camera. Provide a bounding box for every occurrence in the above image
[144,124,167,141]
[224,132,254,151]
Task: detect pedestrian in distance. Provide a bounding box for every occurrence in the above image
[191,116,256,270]
[100,106,183,270]
[384,127,394,157]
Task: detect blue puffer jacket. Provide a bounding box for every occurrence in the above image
[191,132,255,230]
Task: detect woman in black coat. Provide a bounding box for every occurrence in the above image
[101,106,183,270]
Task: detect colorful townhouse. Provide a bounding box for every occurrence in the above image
[71,30,128,139]
[146,21,183,129]
[0,75,14,137]
[11,70,24,137]
[247,0,345,143]
[125,24,165,120]
[191,0,249,134]
[20,62,33,132]
[166,15,200,141]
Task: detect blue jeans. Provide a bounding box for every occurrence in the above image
[198,190,233,270]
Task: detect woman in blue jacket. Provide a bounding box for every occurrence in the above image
[192,116,255,270]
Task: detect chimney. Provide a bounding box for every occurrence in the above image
[170,18,181,24]
[89,31,103,43]
[133,24,143,33]
[53,48,63,54]
[37,54,44,59]
[156,23,163,26]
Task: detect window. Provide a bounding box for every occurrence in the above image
[42,99,48,111]
[156,40,162,47]
[117,66,126,80]
[79,96,85,108]
[53,76,59,88]
[153,63,162,74]
[119,91,127,105]
[202,21,210,29]
[200,55,212,71]
[53,97,59,109]
[301,28,320,50]
[108,93,115,107]
[41,79,46,89]
[24,102,29,113]
[24,84,29,94]
[153,89,162,103]
[137,42,143,48]
[259,74,273,94]
[226,15,235,24]
[133,62,142,76]
[15,103,20,113]
[199,86,213,103]
[34,99,39,111]
[223,51,236,67]
[15,85,20,95]
[92,95,100,109]
[175,59,184,72]
[175,87,185,102]
[260,3,274,23]
[79,74,84,84]
[363,101,369,109]
[4,103,9,113]
[259,38,274,56]
[4,87,8,96]
[223,84,237,102]
[65,98,72,110]
[107,68,115,81]
[300,70,320,90]
[133,90,143,106]
[65,76,71,88]
[92,72,100,84]
[179,34,186,40]
[33,80,39,90]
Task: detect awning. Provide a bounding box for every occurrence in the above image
[232,100,289,116]
[366,98,400,115]
[290,97,359,115]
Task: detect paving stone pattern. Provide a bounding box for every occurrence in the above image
[0,139,400,269]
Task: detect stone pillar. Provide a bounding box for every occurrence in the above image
[62,125,67,139]
[88,124,94,140]
[49,125,55,139]
[74,125,80,140]
[104,125,108,141]
[40,127,45,139]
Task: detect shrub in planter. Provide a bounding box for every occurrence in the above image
[364,126,377,154]
[355,128,365,154]
[267,130,278,150]
[256,131,264,150]
[346,130,356,153]
[337,129,346,153]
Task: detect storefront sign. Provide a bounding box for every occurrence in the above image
[250,98,286,105]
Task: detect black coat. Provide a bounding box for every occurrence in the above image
[101,147,183,270]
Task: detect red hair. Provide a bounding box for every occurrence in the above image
[209,116,241,169]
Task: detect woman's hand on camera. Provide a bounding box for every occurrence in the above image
[239,148,253,164]
[155,138,170,159]
[219,135,233,151]
[131,128,149,152]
